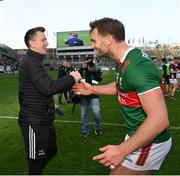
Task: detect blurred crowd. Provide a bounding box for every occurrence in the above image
[162,57,180,100]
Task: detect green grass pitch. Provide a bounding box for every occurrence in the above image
[0,71,179,174]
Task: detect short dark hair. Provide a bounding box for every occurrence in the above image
[24,27,45,48]
[87,61,95,68]
[89,17,125,41]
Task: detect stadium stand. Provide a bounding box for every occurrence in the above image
[0,44,17,73]
[14,38,180,71]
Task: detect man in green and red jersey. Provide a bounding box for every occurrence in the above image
[73,17,172,175]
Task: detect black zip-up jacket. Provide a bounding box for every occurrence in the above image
[18,50,75,126]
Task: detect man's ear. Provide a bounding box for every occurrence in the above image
[29,40,35,48]
[106,34,113,46]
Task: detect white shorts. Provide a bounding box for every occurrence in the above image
[169,78,177,84]
[121,135,172,171]
[176,73,180,78]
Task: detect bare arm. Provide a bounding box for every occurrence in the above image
[93,82,117,95]
[93,88,169,167]
[121,88,169,154]
[170,68,177,74]
[73,82,117,96]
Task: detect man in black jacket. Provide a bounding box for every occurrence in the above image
[18,27,81,175]
[57,60,69,104]
[78,60,103,137]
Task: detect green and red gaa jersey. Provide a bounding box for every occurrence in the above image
[115,48,170,144]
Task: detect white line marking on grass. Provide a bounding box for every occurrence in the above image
[0,116,124,126]
[0,116,17,119]
[55,119,125,127]
[0,116,179,129]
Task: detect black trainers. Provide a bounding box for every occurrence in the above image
[82,132,89,138]
[55,107,64,116]
[94,129,102,136]
[66,99,72,103]
[58,102,66,105]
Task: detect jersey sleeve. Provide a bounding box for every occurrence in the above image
[126,61,161,94]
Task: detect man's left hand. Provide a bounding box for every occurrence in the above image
[92,144,126,169]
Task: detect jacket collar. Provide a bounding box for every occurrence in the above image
[27,49,45,61]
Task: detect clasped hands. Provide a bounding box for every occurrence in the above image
[72,80,93,96]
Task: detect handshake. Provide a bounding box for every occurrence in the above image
[69,71,94,96]
[70,71,82,83]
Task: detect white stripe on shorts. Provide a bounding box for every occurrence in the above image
[29,126,36,159]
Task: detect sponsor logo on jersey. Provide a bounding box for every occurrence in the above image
[118,91,141,107]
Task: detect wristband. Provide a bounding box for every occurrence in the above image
[75,77,84,83]
[74,77,80,83]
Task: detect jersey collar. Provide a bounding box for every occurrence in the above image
[120,47,134,63]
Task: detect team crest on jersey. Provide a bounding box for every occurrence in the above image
[115,72,119,82]
[119,77,123,87]
[116,72,123,88]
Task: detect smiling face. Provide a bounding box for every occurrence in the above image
[29,31,48,55]
[90,28,111,58]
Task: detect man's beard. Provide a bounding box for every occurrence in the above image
[95,49,111,58]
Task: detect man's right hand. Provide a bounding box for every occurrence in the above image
[70,71,82,83]
[72,82,93,95]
